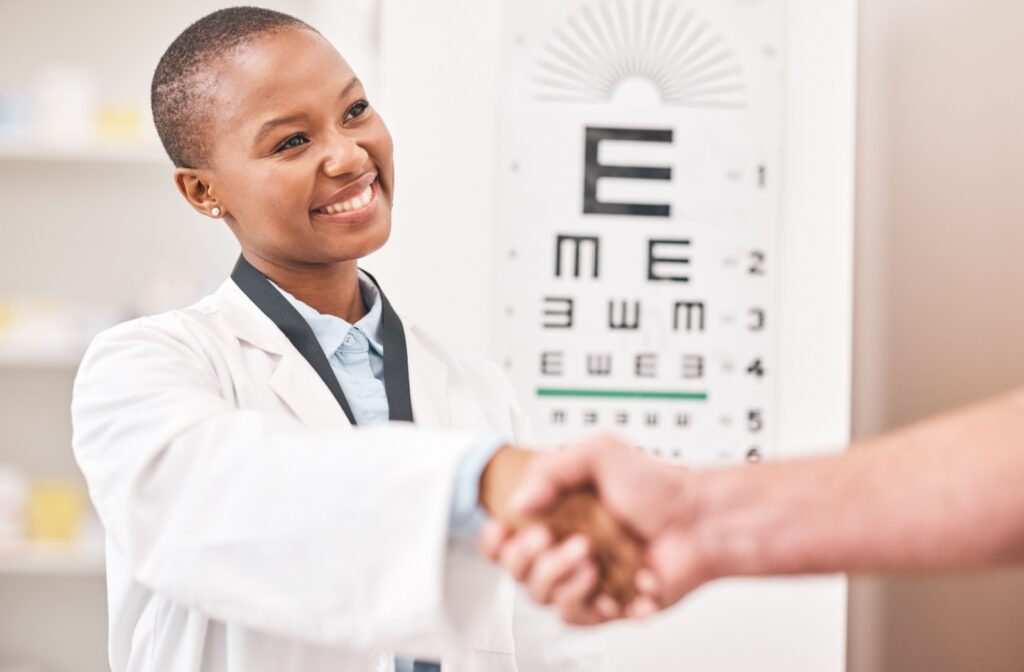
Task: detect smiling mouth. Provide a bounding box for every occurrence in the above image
[312,180,377,216]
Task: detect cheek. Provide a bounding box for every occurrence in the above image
[368,123,396,191]
[252,165,311,217]
[227,164,314,243]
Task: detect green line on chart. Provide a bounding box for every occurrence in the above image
[536,388,708,401]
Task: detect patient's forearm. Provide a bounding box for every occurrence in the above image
[694,388,1024,578]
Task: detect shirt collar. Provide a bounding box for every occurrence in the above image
[268,270,385,359]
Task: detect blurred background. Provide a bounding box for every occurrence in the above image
[0,0,1022,671]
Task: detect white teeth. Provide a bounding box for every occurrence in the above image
[318,184,374,215]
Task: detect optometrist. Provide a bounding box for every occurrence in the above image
[70,8,611,672]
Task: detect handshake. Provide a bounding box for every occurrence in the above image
[476,435,713,625]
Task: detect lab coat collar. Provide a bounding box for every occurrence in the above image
[214,279,449,431]
[215,278,290,356]
[215,279,349,429]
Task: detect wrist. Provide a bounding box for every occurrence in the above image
[477,445,534,523]
[688,466,773,580]
[449,436,507,538]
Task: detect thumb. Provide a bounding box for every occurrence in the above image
[509,475,560,515]
[510,445,599,515]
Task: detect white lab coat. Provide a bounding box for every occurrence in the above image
[71,277,604,672]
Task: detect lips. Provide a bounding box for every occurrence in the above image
[314,183,374,215]
[311,172,378,214]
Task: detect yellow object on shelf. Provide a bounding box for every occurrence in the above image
[27,480,85,542]
[0,303,12,332]
[95,103,142,142]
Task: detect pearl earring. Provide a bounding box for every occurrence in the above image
[211,207,221,217]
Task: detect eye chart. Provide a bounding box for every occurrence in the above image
[496,0,784,467]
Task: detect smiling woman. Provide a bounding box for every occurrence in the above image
[69,6,633,672]
[160,19,394,318]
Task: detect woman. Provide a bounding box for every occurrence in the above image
[71,7,625,672]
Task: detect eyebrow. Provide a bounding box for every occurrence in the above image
[253,76,363,145]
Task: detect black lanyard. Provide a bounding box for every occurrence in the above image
[230,254,415,425]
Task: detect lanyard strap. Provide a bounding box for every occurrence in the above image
[230,254,415,424]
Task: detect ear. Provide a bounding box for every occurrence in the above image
[174,168,225,219]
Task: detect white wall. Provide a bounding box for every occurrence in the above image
[364,0,505,360]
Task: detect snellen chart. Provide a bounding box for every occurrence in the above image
[496,0,782,467]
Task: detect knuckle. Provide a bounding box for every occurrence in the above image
[501,545,526,579]
[529,577,552,604]
[528,526,553,552]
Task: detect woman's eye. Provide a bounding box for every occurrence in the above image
[275,134,308,152]
[345,100,370,122]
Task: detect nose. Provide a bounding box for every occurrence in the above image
[321,130,368,177]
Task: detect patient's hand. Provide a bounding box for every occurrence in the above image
[478,445,645,610]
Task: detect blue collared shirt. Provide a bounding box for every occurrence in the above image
[270,272,498,538]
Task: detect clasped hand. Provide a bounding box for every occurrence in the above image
[477,434,710,625]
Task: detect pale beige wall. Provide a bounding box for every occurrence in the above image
[850,0,1024,670]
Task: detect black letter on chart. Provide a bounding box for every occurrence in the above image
[583,127,672,217]
[673,301,706,332]
[540,351,564,377]
[635,353,658,378]
[543,297,574,329]
[587,354,613,376]
[608,300,641,330]
[648,239,691,282]
[749,308,766,332]
[555,234,600,279]
[681,354,705,380]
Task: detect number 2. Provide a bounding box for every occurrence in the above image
[749,250,766,275]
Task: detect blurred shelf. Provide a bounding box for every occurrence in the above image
[0,305,131,369]
[0,542,104,576]
[0,140,167,165]
[0,342,86,369]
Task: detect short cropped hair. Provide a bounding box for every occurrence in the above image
[151,6,317,168]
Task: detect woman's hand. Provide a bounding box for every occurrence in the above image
[477,444,649,620]
[478,435,711,625]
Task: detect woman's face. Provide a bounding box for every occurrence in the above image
[181,27,394,268]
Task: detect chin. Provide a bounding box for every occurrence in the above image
[332,224,391,263]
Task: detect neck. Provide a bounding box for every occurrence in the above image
[242,251,366,323]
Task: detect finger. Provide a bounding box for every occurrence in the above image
[625,595,660,620]
[526,535,590,604]
[478,519,512,562]
[635,568,662,598]
[560,593,619,627]
[560,604,608,626]
[550,559,598,613]
[499,524,554,582]
[593,594,621,621]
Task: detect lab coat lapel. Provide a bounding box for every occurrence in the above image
[216,280,353,430]
[268,349,352,430]
[405,326,449,430]
[218,278,453,432]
